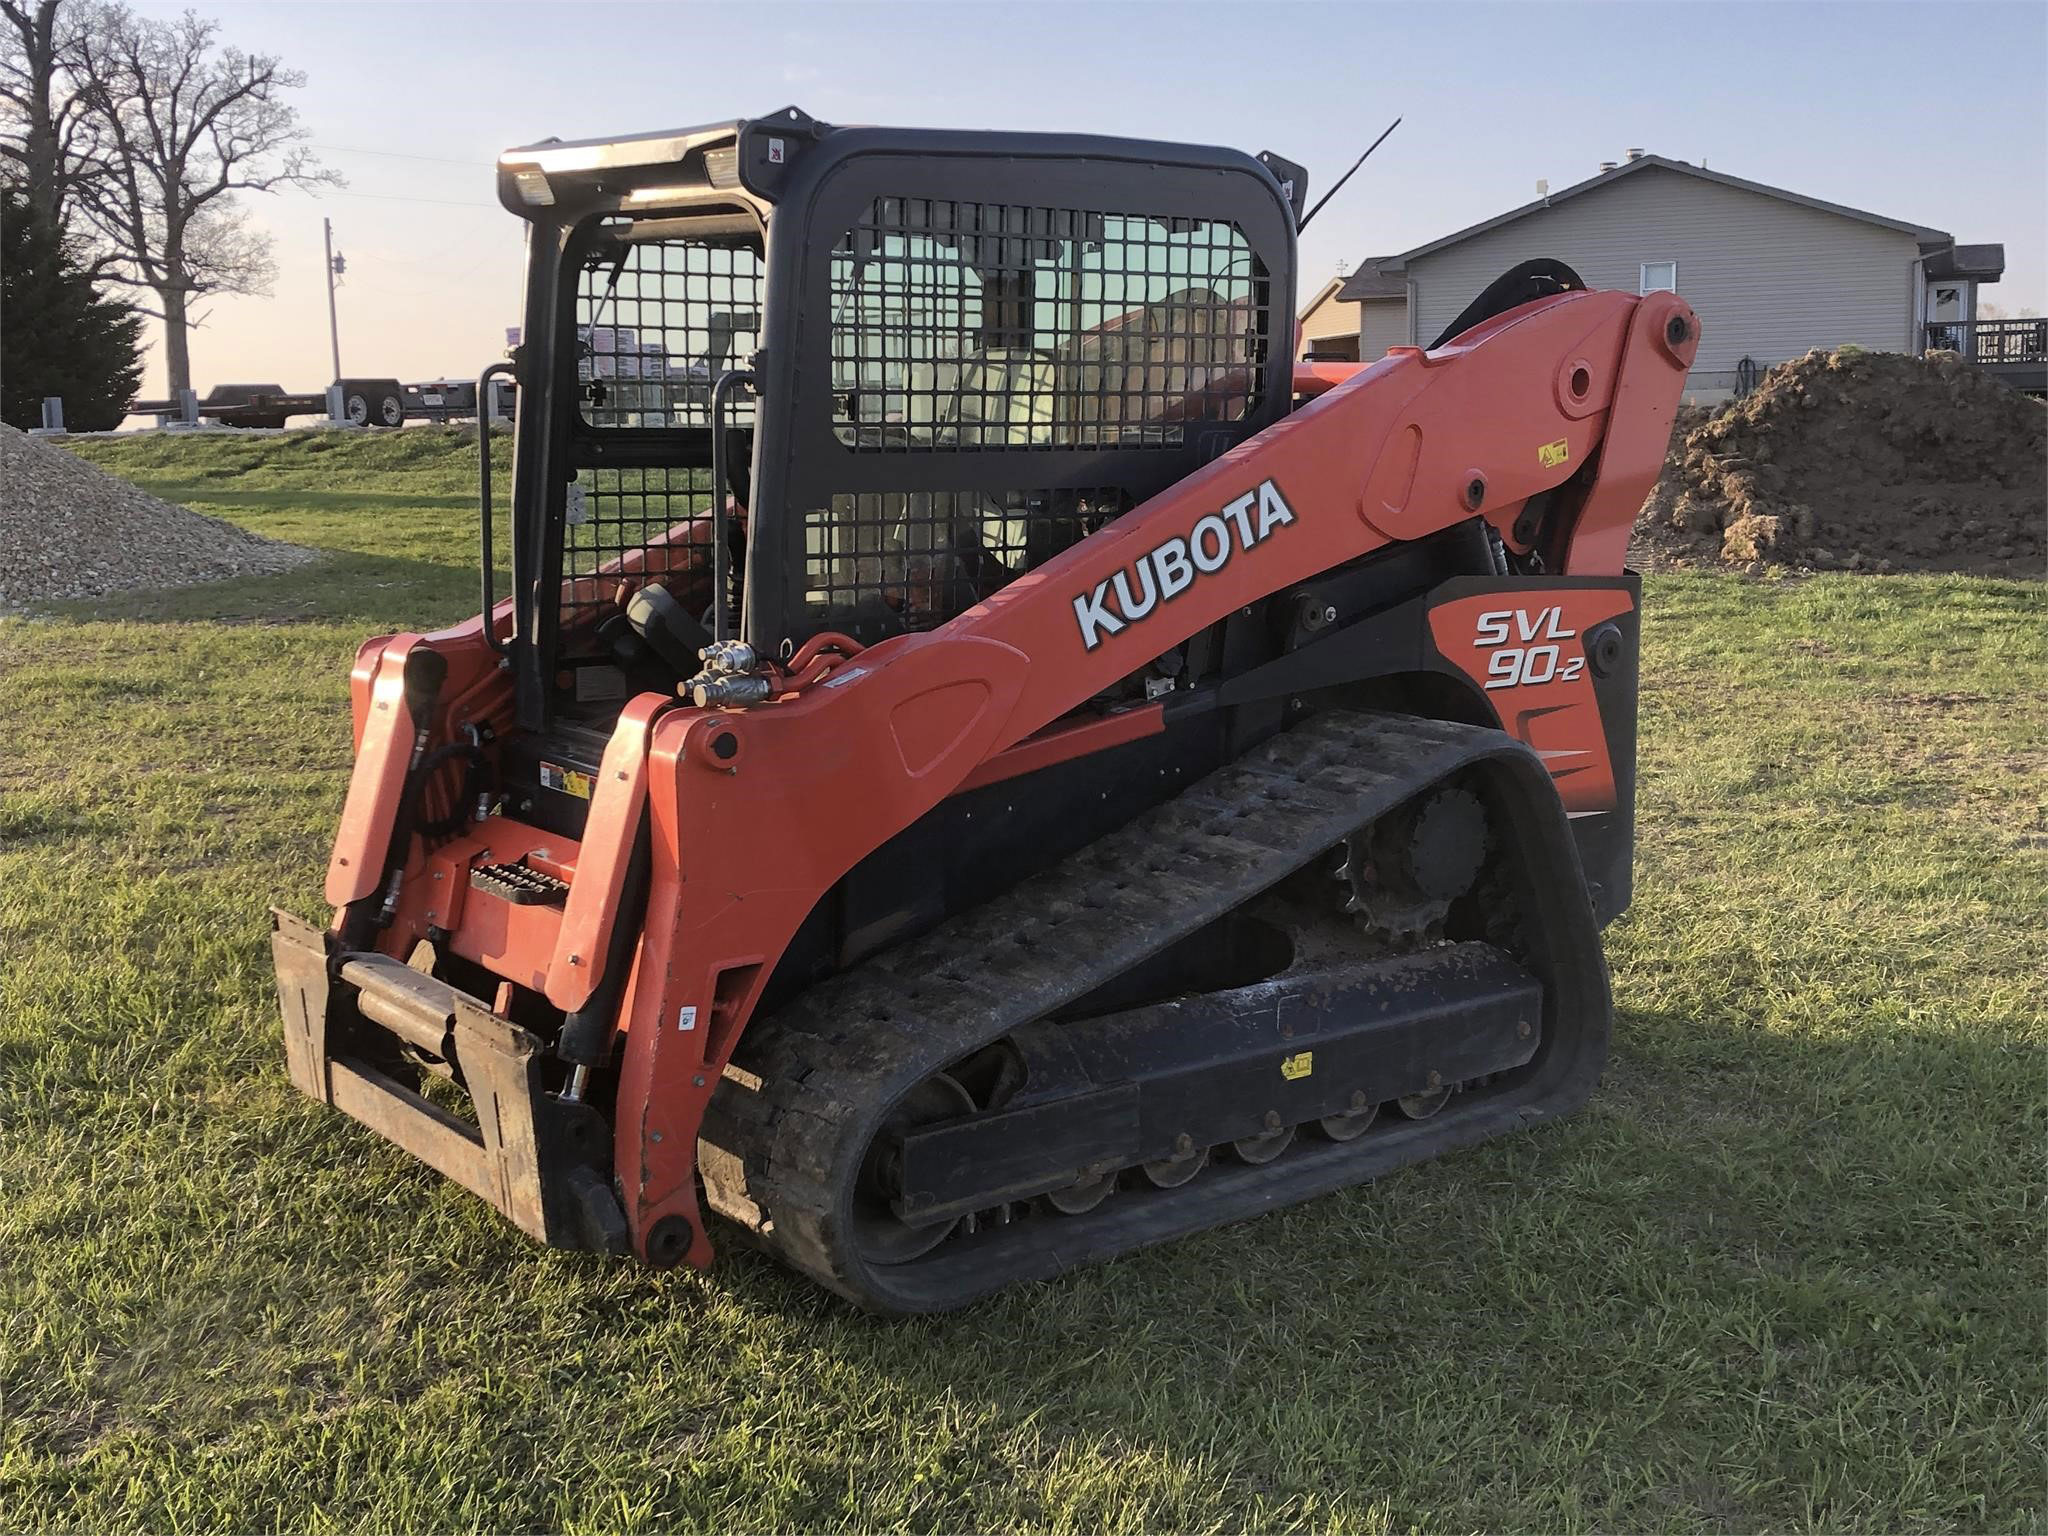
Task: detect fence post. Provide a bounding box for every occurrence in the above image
[40,396,64,432]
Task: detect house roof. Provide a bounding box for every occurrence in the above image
[1297,274,1346,320]
[1335,257,1404,302]
[1924,243,2005,281]
[1363,154,1954,274]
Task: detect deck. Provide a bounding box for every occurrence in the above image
[1926,318,2048,394]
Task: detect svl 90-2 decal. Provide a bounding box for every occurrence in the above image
[1472,605,1585,690]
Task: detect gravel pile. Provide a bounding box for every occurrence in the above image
[0,424,316,610]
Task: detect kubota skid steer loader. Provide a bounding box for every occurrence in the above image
[272,108,1696,1312]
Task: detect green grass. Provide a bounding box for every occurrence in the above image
[2,431,2043,1533]
[42,427,513,625]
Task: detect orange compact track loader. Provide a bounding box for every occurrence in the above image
[273,109,1696,1311]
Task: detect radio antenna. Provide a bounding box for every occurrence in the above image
[1298,117,1402,232]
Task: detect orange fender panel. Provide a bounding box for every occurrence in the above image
[326,636,423,908]
[611,632,1033,1258]
[545,693,669,1012]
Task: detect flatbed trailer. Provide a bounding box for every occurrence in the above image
[128,378,410,430]
[400,377,518,424]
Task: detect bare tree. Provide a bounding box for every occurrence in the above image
[0,0,106,228]
[70,5,337,395]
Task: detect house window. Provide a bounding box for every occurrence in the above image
[1640,260,1678,294]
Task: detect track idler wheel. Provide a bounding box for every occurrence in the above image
[852,1071,976,1265]
[1230,1112,1295,1165]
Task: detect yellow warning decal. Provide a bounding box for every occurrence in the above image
[1280,1050,1314,1081]
[1538,438,1570,469]
[539,761,595,801]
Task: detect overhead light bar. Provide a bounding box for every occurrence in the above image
[507,166,555,207]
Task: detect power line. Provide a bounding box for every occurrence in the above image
[318,188,498,209]
[313,142,493,168]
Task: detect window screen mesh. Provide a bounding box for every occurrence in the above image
[560,234,761,647]
[576,237,761,428]
[829,199,1268,451]
[558,465,722,649]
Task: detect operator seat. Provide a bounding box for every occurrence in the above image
[625,583,712,675]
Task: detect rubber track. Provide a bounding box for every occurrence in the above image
[699,710,1583,1312]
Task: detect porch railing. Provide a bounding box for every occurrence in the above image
[1925,318,2048,365]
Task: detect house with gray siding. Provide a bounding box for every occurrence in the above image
[1324,151,2006,398]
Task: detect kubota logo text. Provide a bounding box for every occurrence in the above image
[1073,479,1296,651]
[1473,606,1585,689]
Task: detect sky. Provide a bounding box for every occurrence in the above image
[121,0,2048,398]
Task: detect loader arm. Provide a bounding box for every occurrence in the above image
[612,285,1696,1265]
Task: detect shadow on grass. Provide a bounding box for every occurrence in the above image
[471,1004,2041,1527]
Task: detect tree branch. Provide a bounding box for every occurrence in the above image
[58,3,332,390]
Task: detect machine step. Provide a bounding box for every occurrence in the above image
[469,861,570,906]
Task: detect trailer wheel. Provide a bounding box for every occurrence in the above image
[342,382,406,429]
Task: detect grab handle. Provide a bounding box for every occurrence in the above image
[707,369,755,647]
[476,361,517,654]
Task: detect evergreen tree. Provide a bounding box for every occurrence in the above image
[1,182,143,430]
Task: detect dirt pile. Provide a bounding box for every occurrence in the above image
[1634,348,2045,576]
[0,424,315,610]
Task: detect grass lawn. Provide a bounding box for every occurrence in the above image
[2,430,2043,1533]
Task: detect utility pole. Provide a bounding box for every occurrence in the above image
[323,217,345,381]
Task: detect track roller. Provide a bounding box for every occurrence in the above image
[1231,1112,1295,1165]
[1316,1092,1380,1142]
[1142,1137,1209,1189]
[1395,1075,1453,1119]
[1045,1172,1115,1214]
